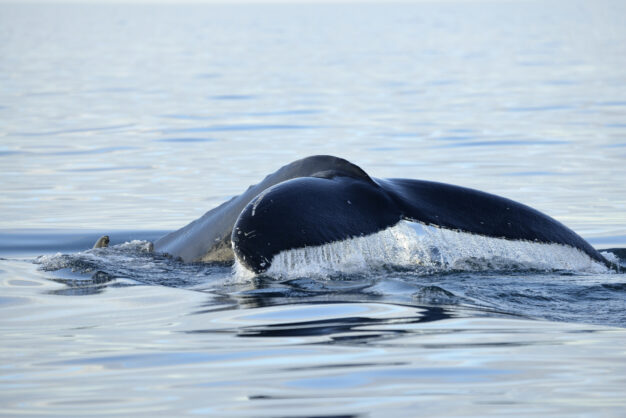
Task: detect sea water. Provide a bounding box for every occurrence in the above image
[1,1,626,416]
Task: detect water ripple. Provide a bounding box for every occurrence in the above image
[161,124,319,134]
[12,124,135,137]
[155,138,216,143]
[209,94,257,100]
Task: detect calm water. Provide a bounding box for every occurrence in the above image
[2,1,626,416]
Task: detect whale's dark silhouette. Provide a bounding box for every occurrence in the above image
[154,155,609,273]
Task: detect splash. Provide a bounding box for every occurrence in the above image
[252,221,608,279]
[35,240,232,289]
[33,226,610,285]
[35,240,154,273]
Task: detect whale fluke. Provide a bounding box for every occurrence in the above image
[153,155,610,273]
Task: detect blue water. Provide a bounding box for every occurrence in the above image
[2,1,626,415]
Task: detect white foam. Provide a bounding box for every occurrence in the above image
[234,221,609,278]
[232,257,256,281]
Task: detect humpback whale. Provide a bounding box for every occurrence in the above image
[154,155,610,273]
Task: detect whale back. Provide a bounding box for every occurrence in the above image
[154,155,371,262]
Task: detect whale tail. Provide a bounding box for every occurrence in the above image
[232,170,610,273]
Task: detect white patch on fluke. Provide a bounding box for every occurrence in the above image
[233,221,608,278]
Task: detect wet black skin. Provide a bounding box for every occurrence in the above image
[231,158,608,274]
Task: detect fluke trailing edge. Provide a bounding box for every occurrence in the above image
[153,155,610,273]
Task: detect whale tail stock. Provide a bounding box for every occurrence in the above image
[153,155,373,263]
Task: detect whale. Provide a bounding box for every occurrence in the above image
[154,155,610,273]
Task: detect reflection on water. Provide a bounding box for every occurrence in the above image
[29,239,626,327]
[2,258,626,416]
[46,271,118,296]
[229,306,452,340]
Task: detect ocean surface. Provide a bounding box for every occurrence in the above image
[1,1,626,416]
